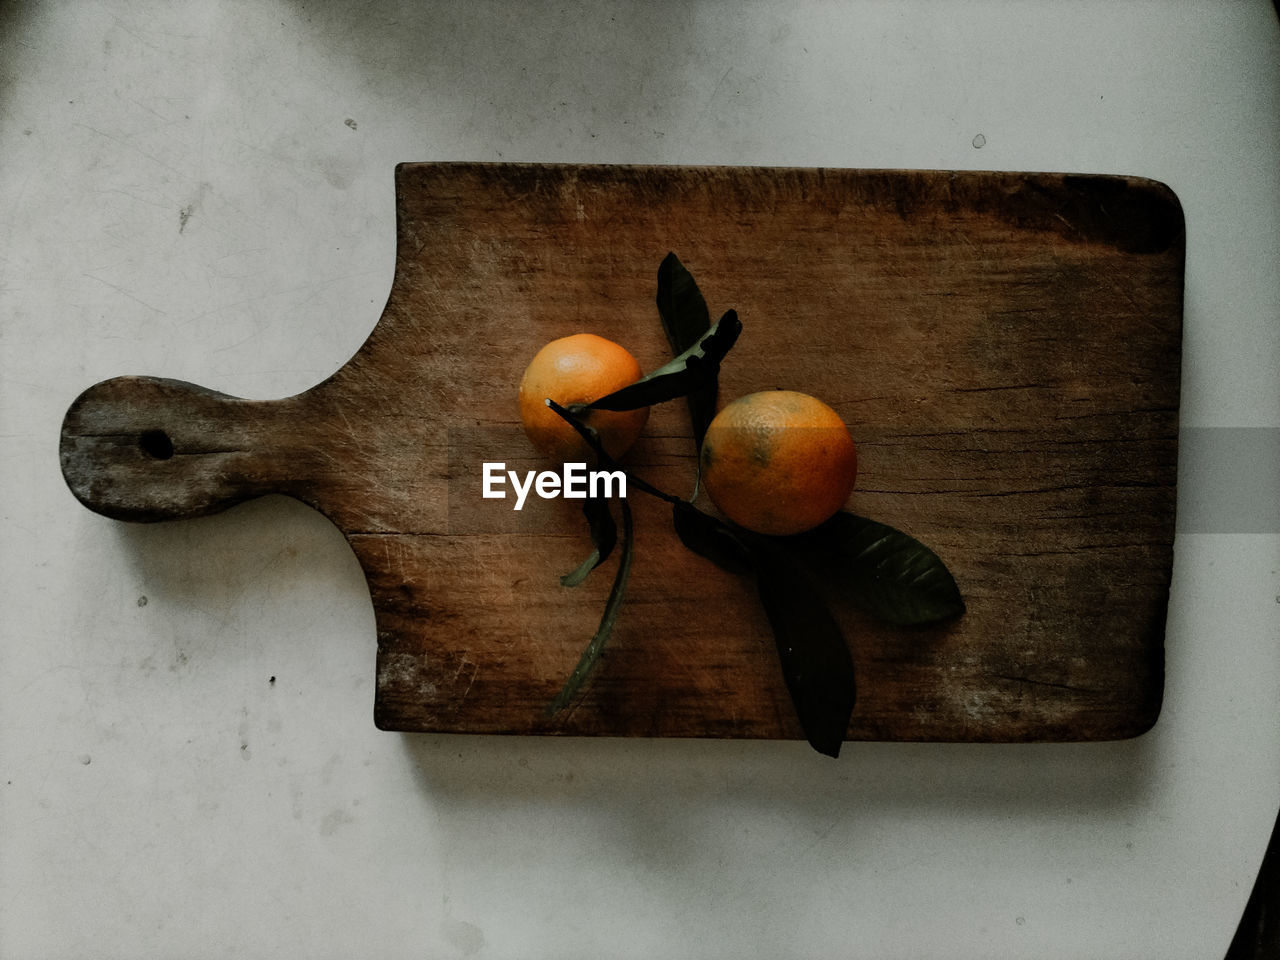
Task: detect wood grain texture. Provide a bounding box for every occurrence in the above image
[59,163,1184,743]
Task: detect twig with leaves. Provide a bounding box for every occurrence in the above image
[544,254,965,757]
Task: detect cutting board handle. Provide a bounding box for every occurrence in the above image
[59,376,319,522]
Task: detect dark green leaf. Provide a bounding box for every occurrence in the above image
[547,497,634,715]
[748,538,856,758]
[656,252,711,356]
[672,504,855,757]
[671,500,753,576]
[656,253,718,447]
[559,495,617,587]
[794,512,966,625]
[583,310,741,413]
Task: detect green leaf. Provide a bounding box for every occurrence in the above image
[656,253,718,447]
[559,496,617,587]
[671,500,753,576]
[547,497,634,715]
[582,310,741,413]
[672,503,855,757]
[795,512,966,626]
[656,252,711,356]
[748,538,856,758]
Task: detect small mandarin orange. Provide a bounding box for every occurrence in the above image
[700,390,857,536]
[518,333,649,463]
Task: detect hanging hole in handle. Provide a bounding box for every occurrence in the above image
[139,429,175,460]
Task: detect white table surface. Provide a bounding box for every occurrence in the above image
[3,2,1278,957]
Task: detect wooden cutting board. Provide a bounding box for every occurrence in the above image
[60,162,1184,743]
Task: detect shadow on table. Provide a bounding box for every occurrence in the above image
[400,723,1164,825]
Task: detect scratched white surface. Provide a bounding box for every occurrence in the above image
[3,2,1279,958]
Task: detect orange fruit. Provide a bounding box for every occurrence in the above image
[518,333,649,463]
[699,390,857,536]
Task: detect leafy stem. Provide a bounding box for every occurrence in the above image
[546,496,634,715]
[539,252,964,758]
[546,398,683,507]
